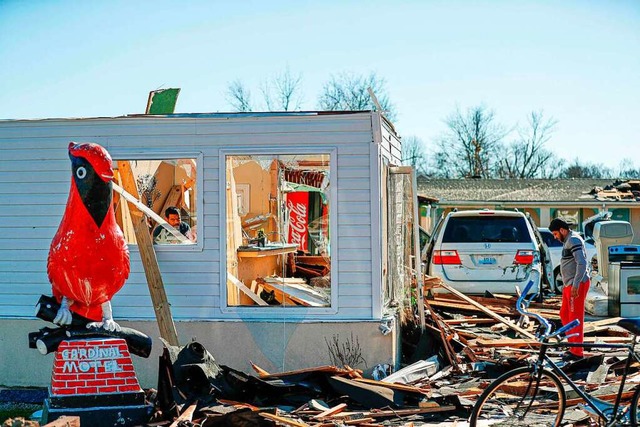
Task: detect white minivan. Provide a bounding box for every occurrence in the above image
[424,210,545,296]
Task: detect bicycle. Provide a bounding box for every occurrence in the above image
[469,280,640,427]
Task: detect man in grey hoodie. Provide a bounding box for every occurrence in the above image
[549,218,590,360]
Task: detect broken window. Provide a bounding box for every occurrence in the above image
[225,154,331,307]
[113,158,198,246]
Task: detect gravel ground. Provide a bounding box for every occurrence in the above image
[0,389,45,425]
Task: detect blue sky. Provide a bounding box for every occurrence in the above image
[1,1,638,170]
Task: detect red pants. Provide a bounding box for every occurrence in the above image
[559,279,589,357]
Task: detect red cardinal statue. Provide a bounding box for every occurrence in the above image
[47,142,130,331]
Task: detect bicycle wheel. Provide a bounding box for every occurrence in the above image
[470,366,566,427]
[630,385,640,426]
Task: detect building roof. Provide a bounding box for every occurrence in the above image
[416,178,640,204]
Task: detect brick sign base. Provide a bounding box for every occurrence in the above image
[41,338,151,426]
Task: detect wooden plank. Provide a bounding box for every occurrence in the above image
[258,278,329,307]
[116,160,179,346]
[428,299,513,315]
[353,378,429,395]
[260,412,309,427]
[169,402,197,427]
[227,273,268,306]
[43,416,81,427]
[475,336,630,348]
[159,184,183,218]
[444,318,496,325]
[327,376,401,409]
[263,277,329,303]
[434,293,560,311]
[367,406,457,417]
[256,280,300,306]
[259,365,362,380]
[587,317,623,327]
[313,403,348,419]
[345,417,375,425]
[424,299,459,370]
[435,280,536,339]
[250,361,271,377]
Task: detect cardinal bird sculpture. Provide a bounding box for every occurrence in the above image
[47,142,130,332]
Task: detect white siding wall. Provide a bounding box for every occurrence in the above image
[0,113,382,321]
[378,115,403,165]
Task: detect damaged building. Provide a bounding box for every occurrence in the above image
[417,177,640,239]
[0,111,422,388]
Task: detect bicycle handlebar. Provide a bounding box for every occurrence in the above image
[551,319,581,339]
[516,280,580,341]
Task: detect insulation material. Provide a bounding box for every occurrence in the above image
[385,171,414,314]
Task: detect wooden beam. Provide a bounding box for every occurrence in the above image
[443,318,496,325]
[313,403,348,419]
[169,402,197,427]
[43,416,81,427]
[260,412,310,427]
[116,160,179,346]
[227,273,268,306]
[435,280,536,339]
[474,335,629,348]
[424,299,459,370]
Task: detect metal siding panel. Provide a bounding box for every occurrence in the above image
[339,248,372,261]
[0,182,68,195]
[336,296,371,309]
[0,249,48,262]
[337,224,371,237]
[0,170,68,184]
[338,177,370,191]
[338,272,374,285]
[336,191,371,203]
[337,202,371,216]
[339,167,370,179]
[337,154,369,168]
[339,214,371,225]
[0,113,380,322]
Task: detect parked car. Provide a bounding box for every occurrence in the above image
[538,227,597,293]
[424,209,545,296]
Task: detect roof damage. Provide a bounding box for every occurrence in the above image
[417,177,640,204]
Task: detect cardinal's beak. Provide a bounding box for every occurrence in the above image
[100,171,115,181]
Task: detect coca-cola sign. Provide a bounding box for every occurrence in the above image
[286,192,309,251]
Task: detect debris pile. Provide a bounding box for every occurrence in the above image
[145,337,461,426]
[28,277,639,426]
[586,179,640,201]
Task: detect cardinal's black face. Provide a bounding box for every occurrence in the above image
[70,154,112,228]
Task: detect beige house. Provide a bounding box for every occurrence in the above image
[417,177,640,242]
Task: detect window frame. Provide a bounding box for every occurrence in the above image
[110,149,204,253]
[219,147,339,316]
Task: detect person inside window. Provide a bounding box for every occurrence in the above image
[153,206,193,244]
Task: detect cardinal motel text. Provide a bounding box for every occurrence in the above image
[60,345,124,374]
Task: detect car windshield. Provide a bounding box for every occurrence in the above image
[442,216,530,243]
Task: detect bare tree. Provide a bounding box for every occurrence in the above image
[401,135,430,177]
[433,106,508,178]
[226,79,253,112]
[560,160,612,178]
[318,72,395,120]
[617,158,640,179]
[496,111,558,178]
[261,68,304,111]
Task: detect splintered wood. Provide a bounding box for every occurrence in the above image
[421,275,630,362]
[151,274,633,427]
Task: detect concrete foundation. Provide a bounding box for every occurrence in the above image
[1,319,398,388]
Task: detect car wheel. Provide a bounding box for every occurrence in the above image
[554,267,564,294]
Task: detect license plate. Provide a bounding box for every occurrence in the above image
[478,257,497,265]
